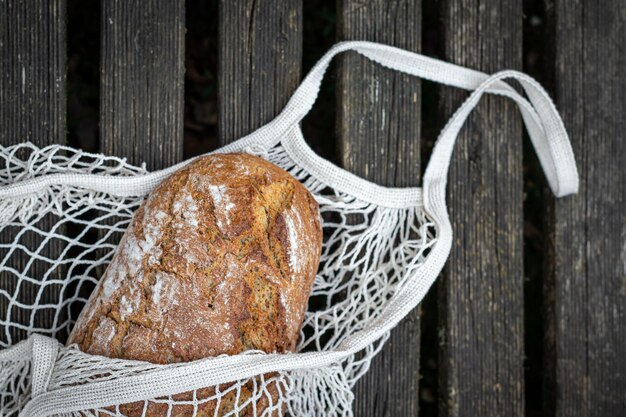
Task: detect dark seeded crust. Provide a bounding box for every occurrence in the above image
[68,153,322,416]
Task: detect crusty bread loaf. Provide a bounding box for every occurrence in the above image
[68,152,322,415]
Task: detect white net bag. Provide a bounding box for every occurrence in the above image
[0,41,578,416]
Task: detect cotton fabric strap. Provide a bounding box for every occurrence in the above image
[423,69,579,206]
[244,41,578,197]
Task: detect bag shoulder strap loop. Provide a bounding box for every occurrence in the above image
[241,42,539,145]
[423,70,579,220]
[244,41,577,202]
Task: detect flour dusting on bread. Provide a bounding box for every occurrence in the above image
[67,152,323,416]
[207,183,235,231]
[69,152,322,364]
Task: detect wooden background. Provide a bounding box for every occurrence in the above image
[0,0,624,416]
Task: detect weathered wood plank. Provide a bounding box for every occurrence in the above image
[218,0,302,145]
[0,1,66,145]
[100,0,184,169]
[337,1,421,415]
[545,1,626,415]
[0,0,67,344]
[438,1,524,416]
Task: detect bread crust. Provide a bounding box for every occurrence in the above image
[68,153,322,414]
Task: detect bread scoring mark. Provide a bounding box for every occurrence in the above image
[118,295,136,320]
[145,272,180,317]
[255,179,296,284]
[151,276,163,306]
[212,259,239,307]
[283,206,303,276]
[279,291,296,342]
[207,184,235,232]
[88,316,117,355]
[173,192,199,228]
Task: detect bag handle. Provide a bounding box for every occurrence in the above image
[246,41,554,156]
[249,40,577,199]
[246,41,577,201]
[422,70,579,220]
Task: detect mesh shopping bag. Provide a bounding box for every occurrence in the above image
[0,41,579,416]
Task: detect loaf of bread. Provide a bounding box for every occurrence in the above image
[68,152,322,414]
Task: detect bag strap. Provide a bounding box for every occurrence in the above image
[247,40,577,197]
[245,42,557,157]
[422,70,579,220]
[245,40,578,199]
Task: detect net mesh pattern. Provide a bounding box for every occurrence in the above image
[0,143,147,346]
[0,349,31,416]
[0,142,436,416]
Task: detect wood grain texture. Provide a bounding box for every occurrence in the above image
[545,1,626,415]
[100,0,184,169]
[438,1,524,416]
[337,1,421,415]
[218,0,302,145]
[0,0,66,344]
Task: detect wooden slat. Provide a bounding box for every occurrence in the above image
[218,0,302,145]
[0,1,66,144]
[100,0,184,169]
[337,1,422,415]
[545,1,626,415]
[438,1,525,416]
[0,0,67,344]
